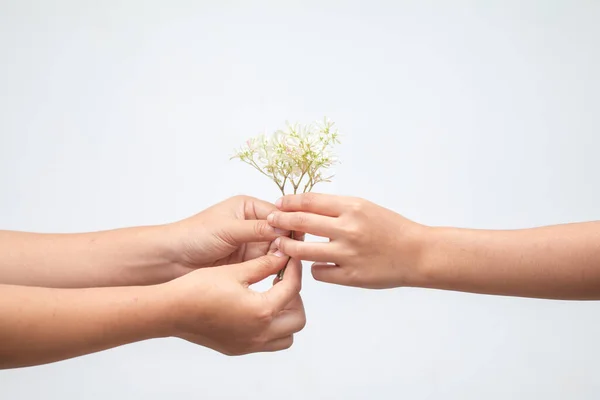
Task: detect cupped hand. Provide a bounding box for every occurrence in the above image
[163,195,300,278]
[163,252,306,355]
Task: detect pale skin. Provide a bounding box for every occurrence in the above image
[267,193,600,300]
[0,196,306,369]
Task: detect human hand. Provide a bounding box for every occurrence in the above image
[0,195,297,290]
[162,195,299,279]
[266,193,429,289]
[162,252,306,355]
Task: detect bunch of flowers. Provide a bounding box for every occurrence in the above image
[231,117,341,278]
[231,117,340,196]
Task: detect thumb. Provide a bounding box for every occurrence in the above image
[225,220,290,244]
[237,253,290,285]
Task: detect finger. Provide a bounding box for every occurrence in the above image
[270,265,292,288]
[267,211,339,238]
[225,219,290,244]
[265,258,302,311]
[242,242,272,262]
[274,236,339,263]
[240,196,279,220]
[276,193,345,217]
[266,232,304,262]
[239,231,304,263]
[311,262,352,286]
[260,336,294,352]
[267,298,306,339]
[238,253,290,285]
[280,292,305,314]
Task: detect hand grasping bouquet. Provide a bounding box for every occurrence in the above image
[231,117,341,277]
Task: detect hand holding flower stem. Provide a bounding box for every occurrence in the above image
[231,117,341,278]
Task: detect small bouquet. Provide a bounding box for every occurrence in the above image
[231,117,341,277]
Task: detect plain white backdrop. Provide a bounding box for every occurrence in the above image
[1,1,600,399]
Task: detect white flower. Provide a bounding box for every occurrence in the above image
[231,117,340,195]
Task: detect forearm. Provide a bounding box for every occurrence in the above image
[416,222,600,300]
[0,283,171,369]
[0,226,177,288]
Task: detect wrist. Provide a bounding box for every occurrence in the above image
[156,272,211,340]
[115,224,182,285]
[402,224,444,289]
[408,226,472,290]
[143,283,179,339]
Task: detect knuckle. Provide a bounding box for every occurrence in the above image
[345,268,361,285]
[286,279,301,296]
[339,244,359,258]
[215,226,235,246]
[279,238,298,257]
[292,213,308,229]
[249,334,267,350]
[348,198,365,213]
[300,193,315,210]
[252,301,275,325]
[255,255,275,271]
[292,277,302,293]
[276,236,287,252]
[279,195,288,209]
[297,313,307,332]
[268,211,279,226]
[341,222,362,241]
[253,220,269,237]
[349,248,361,258]
[283,336,294,350]
[231,194,250,203]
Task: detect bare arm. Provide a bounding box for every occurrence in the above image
[418,222,600,300]
[0,284,168,369]
[0,254,305,369]
[0,227,176,288]
[0,196,286,289]
[267,193,600,300]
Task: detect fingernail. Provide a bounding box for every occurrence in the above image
[273,228,287,235]
[267,213,275,224]
[274,250,285,257]
[273,237,281,248]
[275,197,283,208]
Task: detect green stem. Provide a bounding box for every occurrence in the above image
[276,230,294,280]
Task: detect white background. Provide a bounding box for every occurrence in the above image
[1,1,600,399]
